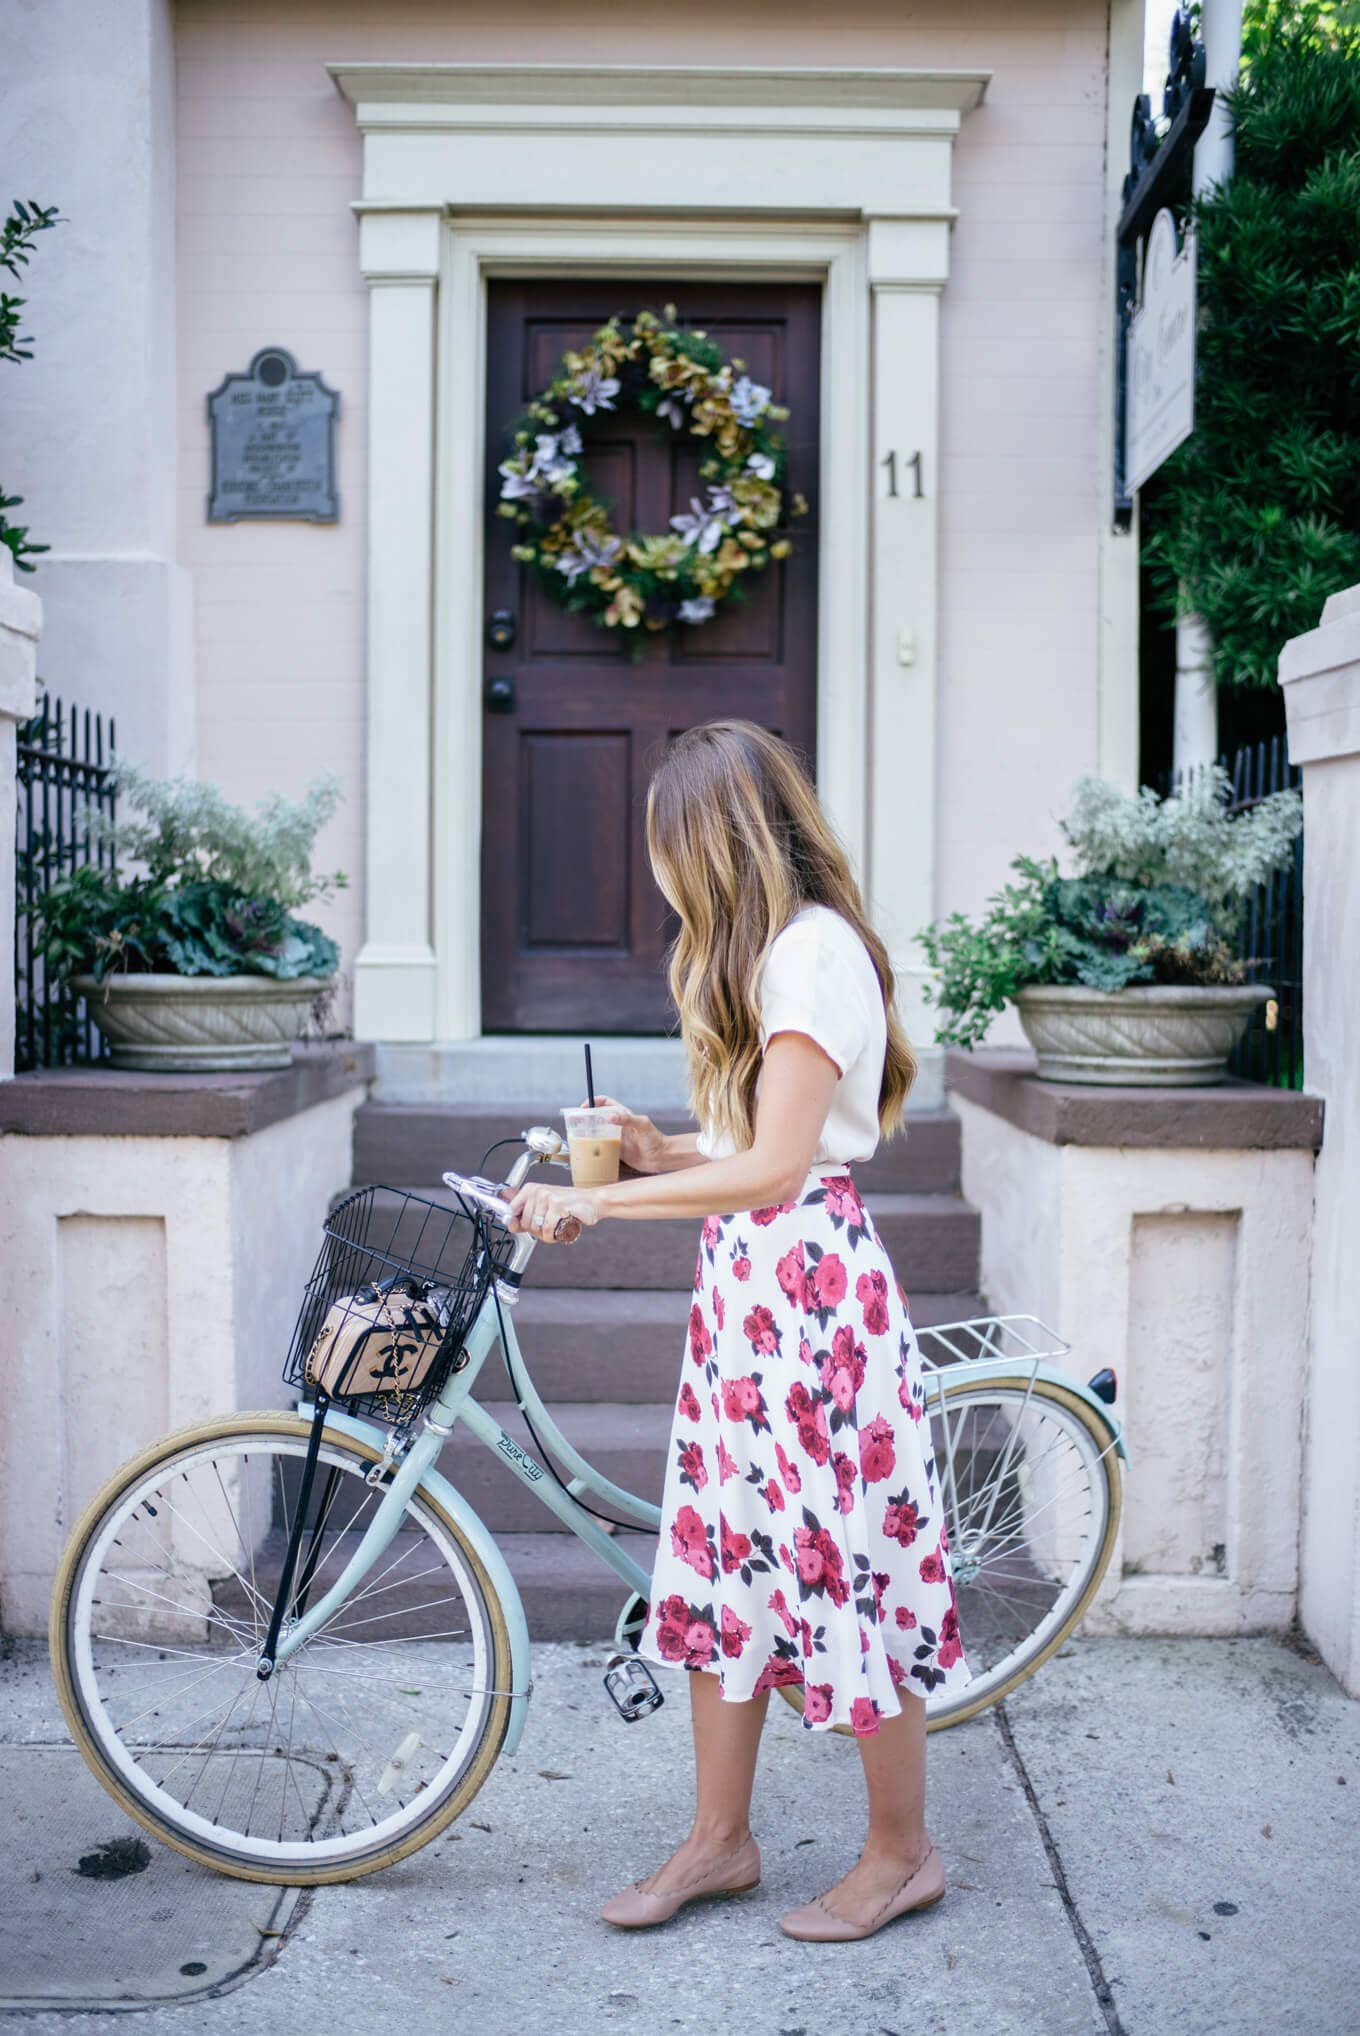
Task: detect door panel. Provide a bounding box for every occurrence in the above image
[480,279,820,1032]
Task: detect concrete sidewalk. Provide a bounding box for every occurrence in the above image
[1,1633,1354,2034]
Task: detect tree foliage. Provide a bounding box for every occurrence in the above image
[0,199,62,572]
[1143,2,1360,688]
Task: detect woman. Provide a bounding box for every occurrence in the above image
[508,720,970,1942]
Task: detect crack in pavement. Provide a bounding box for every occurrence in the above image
[994,1700,1125,2036]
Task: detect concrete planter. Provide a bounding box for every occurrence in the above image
[73,972,335,1072]
[1014,983,1273,1087]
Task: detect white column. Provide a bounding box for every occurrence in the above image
[1098,0,1146,791]
[864,218,948,1105]
[1172,0,1244,773]
[0,554,41,1077]
[1280,583,1360,1696]
[0,0,191,773]
[353,209,442,1043]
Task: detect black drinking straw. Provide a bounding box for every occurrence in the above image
[584,1043,596,1109]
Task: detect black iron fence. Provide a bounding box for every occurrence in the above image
[15,695,116,1071]
[1162,736,1304,1088]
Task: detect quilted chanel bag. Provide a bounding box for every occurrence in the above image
[304,1276,452,1402]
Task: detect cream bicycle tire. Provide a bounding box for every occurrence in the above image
[778,1373,1122,1736]
[51,1411,515,1885]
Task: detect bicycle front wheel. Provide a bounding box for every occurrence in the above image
[780,1371,1121,1734]
[51,1412,515,1883]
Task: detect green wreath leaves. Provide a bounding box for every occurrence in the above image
[496,307,805,636]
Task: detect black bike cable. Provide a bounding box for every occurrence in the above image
[478,1135,524,1177]
[481,1222,654,1538]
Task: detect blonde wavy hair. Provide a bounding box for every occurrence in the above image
[645,719,916,1153]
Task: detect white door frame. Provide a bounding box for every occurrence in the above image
[330,65,987,1043]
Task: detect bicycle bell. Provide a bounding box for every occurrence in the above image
[604,1652,664,1721]
[523,1125,567,1160]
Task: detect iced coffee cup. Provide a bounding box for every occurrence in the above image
[563,1106,622,1187]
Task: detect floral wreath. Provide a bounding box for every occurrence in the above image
[497,307,805,636]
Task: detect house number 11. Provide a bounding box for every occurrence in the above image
[882,450,925,499]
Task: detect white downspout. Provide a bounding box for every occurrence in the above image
[1173,0,1243,774]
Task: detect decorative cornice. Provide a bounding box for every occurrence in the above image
[328,63,990,123]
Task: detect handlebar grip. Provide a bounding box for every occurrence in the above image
[553,1214,584,1244]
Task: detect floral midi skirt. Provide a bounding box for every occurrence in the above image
[638,1171,972,1735]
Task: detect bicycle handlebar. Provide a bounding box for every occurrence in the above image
[441,1124,582,1281]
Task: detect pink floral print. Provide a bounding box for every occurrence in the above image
[640,1173,970,1733]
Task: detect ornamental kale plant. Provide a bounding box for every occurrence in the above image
[34,769,346,985]
[919,770,1302,1049]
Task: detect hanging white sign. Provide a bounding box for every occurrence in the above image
[1127,208,1197,495]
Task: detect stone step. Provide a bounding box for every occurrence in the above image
[225,1389,1019,1641]
[352,1102,962,1196]
[214,1526,653,1643]
[438,1401,669,1533]
[499,1532,656,1642]
[506,1285,987,1402]
[436,1386,1004,1535]
[362,1185,980,1294]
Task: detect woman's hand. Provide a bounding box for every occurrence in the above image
[588,1094,670,1175]
[507,1180,602,1243]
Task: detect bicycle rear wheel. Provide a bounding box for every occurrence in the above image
[51,1411,514,1883]
[780,1372,1121,1733]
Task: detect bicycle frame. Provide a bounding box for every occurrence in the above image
[270,1266,663,1755]
[265,1130,1128,1761]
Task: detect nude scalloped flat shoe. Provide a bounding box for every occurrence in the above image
[599,1837,762,1930]
[779,1844,946,1943]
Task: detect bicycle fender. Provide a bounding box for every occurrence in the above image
[321,1408,535,1757]
[931,1358,1131,1465]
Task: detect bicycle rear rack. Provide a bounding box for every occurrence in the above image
[915,1313,1071,1372]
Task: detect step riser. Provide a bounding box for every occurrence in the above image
[432,1403,1010,1536]
[529,1205,980,1293]
[505,1289,986,1401]
[353,1105,962,1198]
[363,1191,979,1295]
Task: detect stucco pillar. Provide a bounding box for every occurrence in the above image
[1280,584,1360,1696]
[352,209,442,1044]
[865,219,949,1107]
[0,0,191,773]
[0,554,41,1077]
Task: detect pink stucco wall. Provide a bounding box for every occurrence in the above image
[175,0,1110,985]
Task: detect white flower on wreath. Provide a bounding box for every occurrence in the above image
[498,460,540,502]
[670,497,726,555]
[706,484,739,519]
[729,376,772,425]
[746,451,776,480]
[498,429,579,504]
[657,392,691,430]
[567,367,620,415]
[679,596,715,625]
[555,530,622,584]
[532,435,577,486]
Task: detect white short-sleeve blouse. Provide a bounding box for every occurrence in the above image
[695,903,888,1165]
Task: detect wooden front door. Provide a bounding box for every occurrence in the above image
[480,279,821,1033]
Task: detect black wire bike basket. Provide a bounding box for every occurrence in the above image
[282,1186,516,1429]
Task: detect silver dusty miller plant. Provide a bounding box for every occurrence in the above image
[1061,768,1301,928]
[90,765,346,910]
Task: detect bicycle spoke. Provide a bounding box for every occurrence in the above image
[67,1426,508,1867]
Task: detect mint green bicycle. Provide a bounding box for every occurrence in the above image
[52,1125,1125,1884]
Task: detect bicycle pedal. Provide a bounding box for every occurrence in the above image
[604,1652,664,1721]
